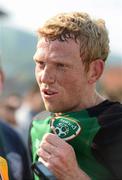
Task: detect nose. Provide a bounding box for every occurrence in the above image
[40,65,56,84]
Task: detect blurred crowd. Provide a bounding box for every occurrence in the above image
[100,66,122,102]
[0,83,45,146]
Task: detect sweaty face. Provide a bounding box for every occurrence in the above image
[33,38,90,113]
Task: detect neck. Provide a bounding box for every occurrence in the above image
[91,91,106,107]
[54,91,106,116]
[78,91,105,110]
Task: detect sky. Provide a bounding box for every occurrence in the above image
[0,0,122,56]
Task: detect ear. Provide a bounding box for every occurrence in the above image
[88,59,104,84]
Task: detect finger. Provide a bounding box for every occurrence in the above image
[43,133,65,147]
[37,147,50,162]
[40,134,66,157]
[39,137,56,154]
[38,157,49,168]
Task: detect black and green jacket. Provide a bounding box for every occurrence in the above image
[30,100,122,180]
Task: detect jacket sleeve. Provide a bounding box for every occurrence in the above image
[92,115,122,179]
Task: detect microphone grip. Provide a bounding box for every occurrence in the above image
[31,161,56,180]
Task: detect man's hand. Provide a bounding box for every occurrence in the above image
[37,133,90,180]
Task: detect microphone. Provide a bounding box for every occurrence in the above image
[0,156,9,180]
[31,161,56,180]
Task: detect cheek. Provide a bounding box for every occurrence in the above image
[64,72,88,96]
[61,75,82,93]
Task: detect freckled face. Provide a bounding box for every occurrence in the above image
[33,38,89,113]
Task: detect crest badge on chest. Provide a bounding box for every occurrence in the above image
[50,116,81,141]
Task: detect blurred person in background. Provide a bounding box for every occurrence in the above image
[100,66,122,102]
[0,60,32,180]
[15,83,45,146]
[0,93,21,127]
[30,11,122,180]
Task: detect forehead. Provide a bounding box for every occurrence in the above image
[34,38,80,60]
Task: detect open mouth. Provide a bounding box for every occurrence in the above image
[42,89,58,97]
